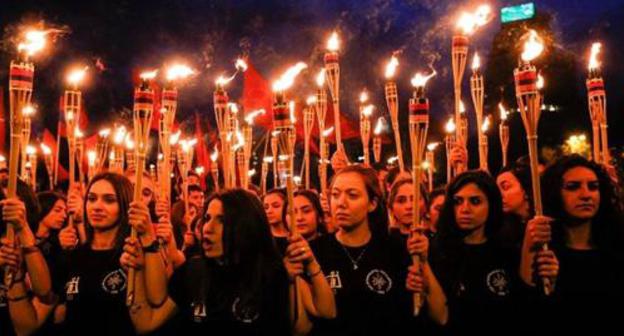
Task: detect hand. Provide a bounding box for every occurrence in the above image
[407,232,429,260]
[285,235,315,266]
[1,198,27,232]
[406,264,426,294]
[534,249,558,282]
[128,202,155,244]
[67,184,84,223]
[0,238,22,270]
[155,217,173,244]
[330,147,349,173]
[283,255,305,281]
[525,215,553,250]
[120,237,145,271]
[450,145,468,170]
[59,225,79,250]
[155,198,170,219]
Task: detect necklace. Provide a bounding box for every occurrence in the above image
[340,243,369,270]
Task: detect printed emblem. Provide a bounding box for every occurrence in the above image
[192,301,207,323]
[66,276,80,300]
[366,269,393,294]
[232,297,260,323]
[326,271,342,290]
[101,269,127,294]
[486,269,510,296]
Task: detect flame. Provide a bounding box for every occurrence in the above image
[248,169,256,177]
[166,64,195,81]
[427,142,441,151]
[499,103,508,121]
[316,69,326,87]
[125,135,135,150]
[293,175,302,184]
[410,69,437,87]
[158,153,164,160]
[22,105,36,116]
[233,131,245,151]
[472,52,481,70]
[40,143,51,155]
[181,138,198,152]
[67,66,89,86]
[87,150,97,166]
[113,126,127,144]
[289,101,296,123]
[99,128,111,138]
[228,103,239,114]
[322,127,334,137]
[459,101,466,114]
[278,154,289,161]
[169,130,181,145]
[374,117,385,135]
[26,145,37,155]
[140,70,158,80]
[359,90,369,103]
[445,117,456,133]
[306,95,317,105]
[74,128,84,138]
[195,166,205,175]
[109,151,115,160]
[362,105,374,117]
[272,62,308,92]
[384,55,399,79]
[245,109,266,125]
[457,5,493,35]
[521,30,544,62]
[588,42,601,71]
[17,29,47,56]
[536,74,544,90]
[210,147,219,162]
[215,73,236,86]
[271,130,281,137]
[387,156,399,164]
[421,161,431,170]
[65,111,75,122]
[235,58,248,72]
[327,31,340,51]
[0,155,5,162]
[263,156,274,163]
[481,115,491,132]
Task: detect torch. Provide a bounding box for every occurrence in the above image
[408,70,435,316]
[226,104,240,188]
[178,138,197,227]
[426,142,440,192]
[210,147,220,192]
[384,55,405,171]
[75,128,85,186]
[125,134,136,172]
[586,42,608,163]
[303,98,316,189]
[271,132,279,189]
[444,117,456,183]
[479,115,490,172]
[87,150,97,182]
[359,91,373,166]
[261,156,272,194]
[373,117,385,164]
[470,52,487,171]
[498,104,510,167]
[319,127,333,195]
[242,109,265,189]
[514,30,552,295]
[25,145,37,189]
[94,128,111,175]
[20,105,35,181]
[324,32,343,152]
[64,66,87,189]
[40,143,53,190]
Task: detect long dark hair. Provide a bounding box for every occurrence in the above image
[497,159,534,217]
[541,155,624,254]
[83,172,133,252]
[330,165,388,238]
[195,188,285,312]
[436,170,504,245]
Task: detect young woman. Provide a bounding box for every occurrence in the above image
[496,161,533,249]
[522,155,624,332]
[310,165,446,335]
[387,178,428,240]
[427,170,557,335]
[282,190,327,241]
[263,189,289,253]
[123,189,292,335]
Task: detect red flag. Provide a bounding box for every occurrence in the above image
[43,128,69,181]
[194,112,210,188]
[0,87,5,151]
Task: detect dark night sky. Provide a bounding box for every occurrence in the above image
[1,0,623,163]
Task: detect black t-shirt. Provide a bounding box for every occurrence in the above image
[430,240,519,335]
[168,258,290,335]
[54,247,135,336]
[310,233,413,335]
[0,270,16,336]
[274,236,289,257]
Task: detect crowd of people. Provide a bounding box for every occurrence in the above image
[0,144,622,335]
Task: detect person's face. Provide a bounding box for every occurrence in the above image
[201,199,224,258]
[41,199,67,230]
[86,180,120,231]
[428,195,445,232]
[128,175,155,206]
[287,195,319,239]
[263,193,284,227]
[453,183,489,233]
[188,191,204,210]
[330,172,376,231]
[561,167,600,222]
[391,183,424,226]
[496,172,528,216]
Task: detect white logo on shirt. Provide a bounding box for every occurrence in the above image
[101,269,127,294]
[232,297,260,324]
[366,269,392,294]
[66,276,80,300]
[192,301,207,323]
[486,269,509,296]
[326,271,343,291]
